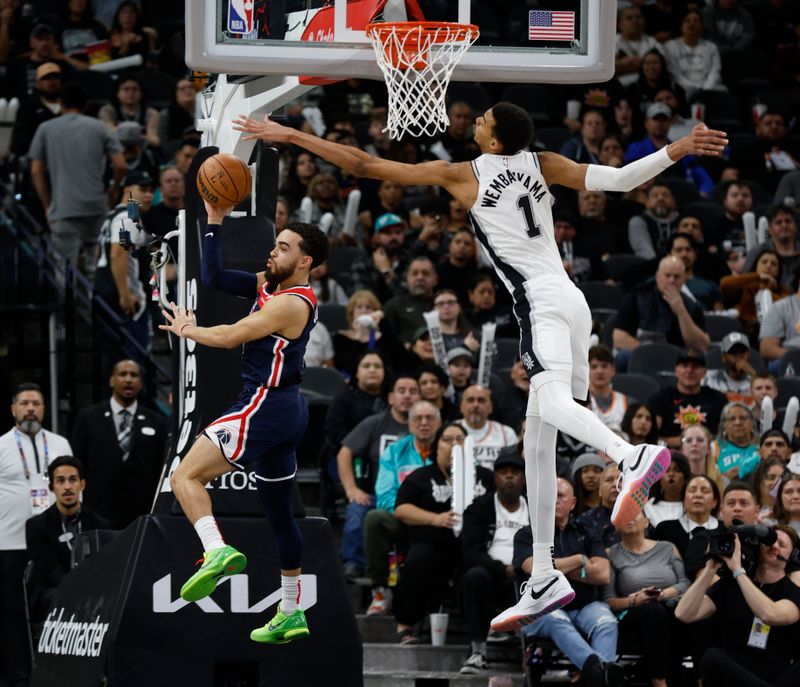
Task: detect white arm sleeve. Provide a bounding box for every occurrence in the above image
[584,145,675,192]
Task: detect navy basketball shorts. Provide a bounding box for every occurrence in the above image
[204,384,309,481]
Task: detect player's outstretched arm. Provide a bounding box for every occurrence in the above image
[201,199,261,296]
[541,123,728,192]
[232,115,473,201]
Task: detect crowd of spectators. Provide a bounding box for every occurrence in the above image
[4,0,800,685]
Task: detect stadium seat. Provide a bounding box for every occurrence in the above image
[603,254,646,284]
[327,245,363,284]
[704,314,744,342]
[628,343,682,378]
[660,178,701,208]
[317,303,348,333]
[300,366,347,404]
[612,373,660,403]
[134,69,178,110]
[705,343,767,373]
[776,377,800,410]
[534,127,573,153]
[681,200,726,234]
[721,49,770,88]
[494,337,520,370]
[778,349,800,377]
[446,82,492,115]
[691,90,744,127]
[577,281,623,310]
[500,84,555,125]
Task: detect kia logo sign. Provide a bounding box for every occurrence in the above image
[152,573,317,613]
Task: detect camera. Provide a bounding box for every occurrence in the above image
[708,523,777,571]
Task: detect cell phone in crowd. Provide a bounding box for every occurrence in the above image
[644,587,661,597]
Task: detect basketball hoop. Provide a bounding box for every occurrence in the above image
[366,21,479,140]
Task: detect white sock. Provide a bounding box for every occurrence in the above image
[524,413,557,578]
[281,574,301,613]
[532,543,556,579]
[194,516,225,552]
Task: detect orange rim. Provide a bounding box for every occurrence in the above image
[366,21,479,69]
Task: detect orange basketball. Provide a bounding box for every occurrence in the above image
[196,153,252,207]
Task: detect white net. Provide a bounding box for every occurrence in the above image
[366,22,479,140]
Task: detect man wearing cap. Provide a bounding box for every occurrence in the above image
[628,182,681,260]
[447,346,475,405]
[624,102,714,196]
[1,23,73,102]
[459,446,527,674]
[648,350,728,448]
[702,332,756,403]
[29,82,127,278]
[94,169,156,362]
[349,212,411,301]
[514,478,621,687]
[383,256,438,344]
[576,463,621,548]
[12,61,62,157]
[116,121,159,180]
[457,385,517,470]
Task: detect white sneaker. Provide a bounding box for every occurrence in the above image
[489,570,574,633]
[460,652,488,674]
[366,586,393,615]
[611,444,671,527]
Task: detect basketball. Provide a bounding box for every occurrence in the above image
[196,153,252,207]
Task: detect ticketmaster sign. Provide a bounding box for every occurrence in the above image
[38,609,110,657]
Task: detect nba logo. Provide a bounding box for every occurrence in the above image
[228,0,254,34]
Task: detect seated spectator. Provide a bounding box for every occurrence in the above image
[555,208,603,284]
[436,228,478,307]
[703,332,757,403]
[576,463,622,548]
[749,457,785,525]
[116,121,159,179]
[109,1,154,63]
[721,249,792,340]
[292,172,347,239]
[457,385,517,470]
[52,0,109,63]
[663,9,725,98]
[732,112,799,196]
[393,423,494,644]
[613,256,711,362]
[645,451,691,527]
[648,350,728,447]
[741,206,800,289]
[517,478,621,687]
[25,456,110,624]
[2,23,75,103]
[433,289,479,352]
[759,429,792,468]
[280,151,318,213]
[603,512,690,687]
[774,169,800,207]
[654,474,720,558]
[615,96,641,148]
[447,347,474,405]
[459,448,527,675]
[382,256,437,344]
[572,453,606,516]
[333,290,384,378]
[358,180,409,239]
[11,61,62,158]
[710,181,754,273]
[625,49,685,124]
[774,475,800,534]
[680,424,725,492]
[676,213,728,284]
[628,182,681,260]
[675,526,800,687]
[172,137,199,176]
[574,189,628,259]
[337,374,418,579]
[412,196,451,264]
[495,359,529,432]
[417,363,459,423]
[701,0,755,50]
[668,233,723,311]
[624,103,714,196]
[615,6,664,89]
[465,272,518,339]
[429,101,478,162]
[559,107,607,164]
[758,270,800,369]
[620,402,658,446]
[364,400,441,616]
[158,78,198,148]
[711,401,760,481]
[305,320,334,367]
[309,259,348,305]
[144,166,185,238]
[655,88,700,141]
[588,345,629,432]
[98,75,160,149]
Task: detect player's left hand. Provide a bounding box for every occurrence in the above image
[683,123,728,158]
[233,114,293,143]
[159,302,196,337]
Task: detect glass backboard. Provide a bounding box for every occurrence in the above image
[186,0,616,84]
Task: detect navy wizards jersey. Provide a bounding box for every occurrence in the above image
[241,281,318,388]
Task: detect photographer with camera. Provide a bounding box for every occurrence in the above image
[675,525,800,687]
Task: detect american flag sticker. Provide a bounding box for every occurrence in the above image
[228,0,254,35]
[528,10,575,42]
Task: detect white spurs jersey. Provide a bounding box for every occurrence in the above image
[468,151,568,294]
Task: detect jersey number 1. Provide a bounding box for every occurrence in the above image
[516,194,542,239]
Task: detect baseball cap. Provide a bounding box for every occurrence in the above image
[571,452,606,479]
[117,121,143,145]
[35,62,61,80]
[646,102,672,119]
[494,446,525,472]
[446,347,474,365]
[411,326,431,342]
[122,169,156,188]
[374,213,405,233]
[30,24,53,39]
[721,332,750,354]
[676,349,706,366]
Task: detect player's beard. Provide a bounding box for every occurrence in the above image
[265,258,297,286]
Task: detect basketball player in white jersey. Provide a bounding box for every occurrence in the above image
[233,103,727,631]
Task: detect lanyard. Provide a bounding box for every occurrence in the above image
[14,429,49,481]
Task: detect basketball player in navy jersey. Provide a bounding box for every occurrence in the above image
[233,105,727,630]
[159,199,328,644]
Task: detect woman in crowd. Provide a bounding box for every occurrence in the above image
[333,290,384,379]
[309,260,348,306]
[110,0,155,62]
[620,403,658,446]
[676,525,800,687]
[571,453,605,516]
[53,0,109,60]
[159,79,197,145]
[711,402,760,481]
[603,512,691,687]
[749,457,786,525]
[663,9,725,98]
[720,249,792,340]
[98,75,160,148]
[625,49,684,121]
[613,97,638,147]
[280,151,319,212]
[293,172,346,239]
[417,363,459,423]
[558,107,607,164]
[433,288,479,352]
[680,424,725,492]
[597,134,626,168]
[464,273,518,339]
[774,474,800,535]
[654,474,720,558]
[645,452,691,527]
[275,196,289,232]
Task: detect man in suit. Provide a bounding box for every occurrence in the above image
[71,359,168,528]
[25,456,110,625]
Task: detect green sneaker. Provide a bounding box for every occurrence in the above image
[250,606,310,644]
[180,545,247,602]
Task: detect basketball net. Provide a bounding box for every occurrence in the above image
[366,22,479,139]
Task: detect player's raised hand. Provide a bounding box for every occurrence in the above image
[682,122,728,158]
[159,302,197,337]
[232,114,293,143]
